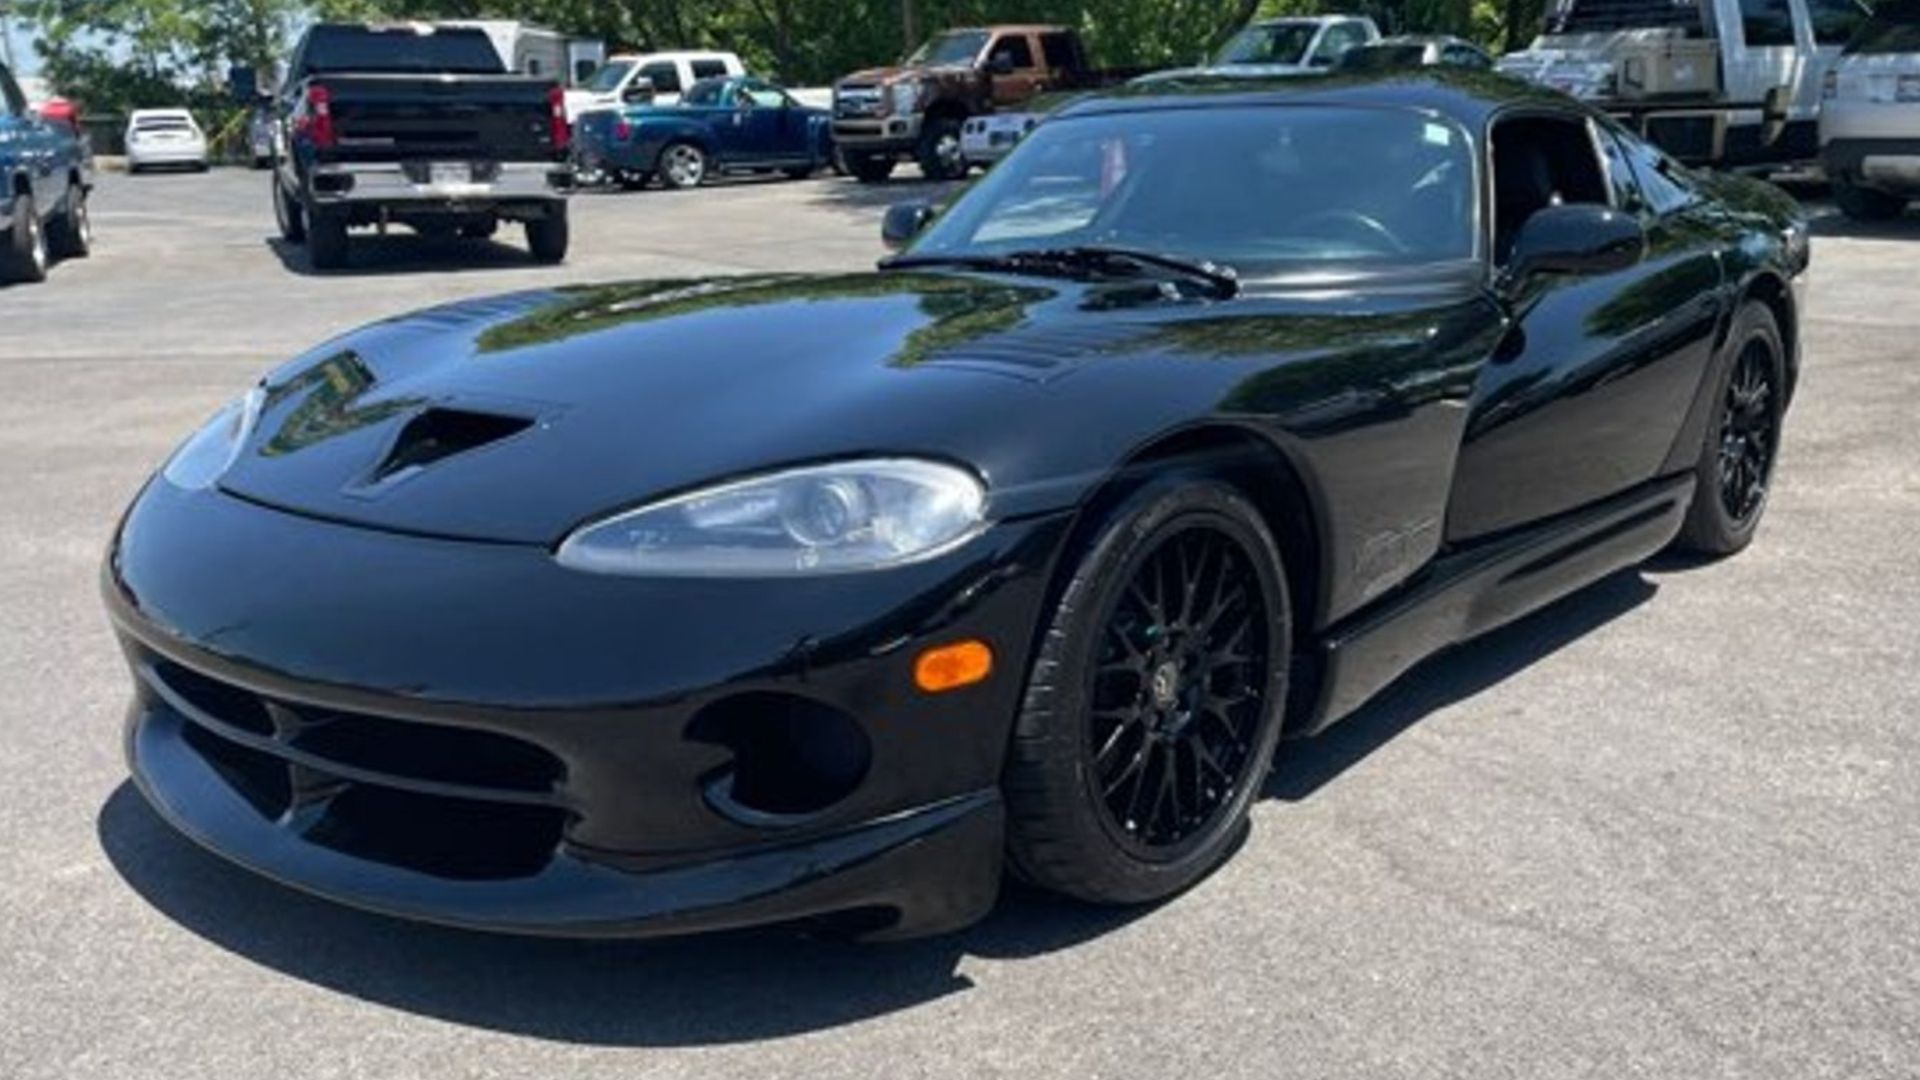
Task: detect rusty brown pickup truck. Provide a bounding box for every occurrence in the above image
[832,25,1129,182]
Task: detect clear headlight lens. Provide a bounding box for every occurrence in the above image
[556,458,987,577]
[161,386,265,491]
[891,80,920,115]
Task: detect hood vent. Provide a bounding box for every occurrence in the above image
[364,407,534,487]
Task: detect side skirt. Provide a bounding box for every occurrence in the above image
[1294,472,1695,737]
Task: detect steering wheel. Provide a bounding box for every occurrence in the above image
[1293,209,1408,255]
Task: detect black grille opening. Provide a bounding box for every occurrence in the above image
[181,720,293,819]
[688,693,871,820]
[304,784,567,880]
[372,408,532,483]
[289,710,564,794]
[155,661,275,736]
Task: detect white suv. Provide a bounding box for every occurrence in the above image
[1821,0,1920,220]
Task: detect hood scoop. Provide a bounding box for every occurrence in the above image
[359,407,534,491]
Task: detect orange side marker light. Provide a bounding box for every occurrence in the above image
[915,640,994,693]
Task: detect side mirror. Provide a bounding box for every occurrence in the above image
[882,199,936,251]
[1503,204,1646,287]
[1761,84,1790,147]
[988,54,1016,76]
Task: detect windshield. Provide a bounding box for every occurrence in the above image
[908,105,1476,272]
[301,26,506,75]
[1847,0,1920,52]
[908,31,990,66]
[1216,23,1319,66]
[585,60,635,93]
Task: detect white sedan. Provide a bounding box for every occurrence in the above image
[125,109,209,173]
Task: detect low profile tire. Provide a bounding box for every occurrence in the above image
[47,185,91,261]
[306,205,349,270]
[1005,476,1291,905]
[273,179,307,244]
[844,151,895,184]
[1833,178,1907,222]
[658,142,708,189]
[525,204,569,264]
[914,115,966,181]
[2,190,49,284]
[1673,302,1786,557]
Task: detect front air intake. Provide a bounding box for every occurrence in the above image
[368,407,533,485]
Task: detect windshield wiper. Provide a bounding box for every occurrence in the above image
[885,246,1240,299]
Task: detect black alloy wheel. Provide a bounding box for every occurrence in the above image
[1088,525,1272,856]
[1006,476,1290,904]
[1675,301,1784,556]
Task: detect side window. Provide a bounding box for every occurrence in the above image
[690,59,729,80]
[1315,23,1367,64]
[1619,129,1698,214]
[1490,114,1612,263]
[741,82,787,108]
[640,62,681,95]
[1739,0,1798,46]
[1807,0,1871,44]
[1446,45,1493,69]
[1039,32,1079,71]
[990,35,1036,70]
[0,65,24,117]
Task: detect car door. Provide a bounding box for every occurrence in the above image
[986,33,1042,106]
[1445,109,1729,541]
[712,80,779,164]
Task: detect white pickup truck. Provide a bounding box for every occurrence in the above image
[565,51,746,120]
[1499,0,1872,167]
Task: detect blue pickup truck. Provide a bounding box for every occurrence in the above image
[575,75,833,190]
[1,62,91,285]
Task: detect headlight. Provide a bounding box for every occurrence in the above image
[556,458,987,577]
[162,385,265,491]
[891,80,920,115]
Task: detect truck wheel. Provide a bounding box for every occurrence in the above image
[659,142,708,189]
[526,205,569,264]
[274,179,307,244]
[1833,178,1907,222]
[2,190,48,284]
[845,151,896,184]
[307,206,349,270]
[617,170,653,191]
[47,184,92,260]
[915,116,967,181]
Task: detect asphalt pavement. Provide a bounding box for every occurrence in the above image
[2,167,1917,1080]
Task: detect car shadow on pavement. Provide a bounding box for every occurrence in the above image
[265,235,555,277]
[1266,568,1658,802]
[96,785,1149,1045]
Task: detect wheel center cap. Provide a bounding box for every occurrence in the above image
[1149,661,1181,710]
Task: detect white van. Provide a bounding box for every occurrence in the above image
[1501,0,1872,166]
[564,51,745,119]
[1820,0,1920,218]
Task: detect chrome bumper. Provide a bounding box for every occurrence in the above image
[308,161,572,205]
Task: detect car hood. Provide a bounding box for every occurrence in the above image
[212,271,1493,545]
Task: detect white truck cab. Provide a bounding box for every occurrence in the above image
[1138,16,1382,84]
[1501,0,1872,166]
[565,51,746,120]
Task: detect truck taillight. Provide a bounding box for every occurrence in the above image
[297,84,336,148]
[548,85,571,152]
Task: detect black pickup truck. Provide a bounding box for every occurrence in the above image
[271,23,574,269]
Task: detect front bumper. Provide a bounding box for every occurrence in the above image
[307,160,574,209]
[832,117,921,154]
[105,480,1070,938]
[1822,137,1920,192]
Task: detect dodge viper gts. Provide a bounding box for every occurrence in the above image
[106,71,1808,940]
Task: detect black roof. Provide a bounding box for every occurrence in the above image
[1058,68,1576,128]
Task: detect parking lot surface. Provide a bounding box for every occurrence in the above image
[3,168,1918,1080]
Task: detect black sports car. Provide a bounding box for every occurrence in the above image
[106,71,1808,941]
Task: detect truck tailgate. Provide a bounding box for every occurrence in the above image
[318,74,559,161]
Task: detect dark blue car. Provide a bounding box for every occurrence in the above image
[1,61,92,284]
[575,76,834,190]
